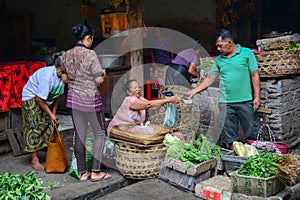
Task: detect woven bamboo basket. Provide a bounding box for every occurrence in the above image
[256,35,300,51]
[115,142,166,179]
[158,85,193,115]
[148,112,196,141]
[255,50,300,77]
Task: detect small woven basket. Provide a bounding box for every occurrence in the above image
[115,142,166,179]
[255,50,300,77]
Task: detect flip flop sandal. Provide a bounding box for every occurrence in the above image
[90,173,111,182]
[79,174,91,182]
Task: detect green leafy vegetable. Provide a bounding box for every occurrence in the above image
[163,133,222,168]
[238,151,279,178]
[286,43,300,50]
[0,171,58,200]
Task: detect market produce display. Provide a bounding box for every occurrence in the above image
[237,151,300,184]
[163,134,222,168]
[275,154,300,184]
[0,171,57,199]
[238,151,279,178]
[233,141,259,157]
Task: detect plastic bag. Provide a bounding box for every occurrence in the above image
[131,125,155,134]
[69,133,93,179]
[163,103,178,128]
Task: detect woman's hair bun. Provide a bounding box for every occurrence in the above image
[72,24,94,41]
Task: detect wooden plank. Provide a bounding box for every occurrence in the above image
[14,128,23,151]
[0,132,8,142]
[6,129,23,156]
[256,107,272,114]
[0,142,11,154]
[10,108,23,131]
[0,111,10,131]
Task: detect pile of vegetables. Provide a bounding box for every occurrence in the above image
[238,151,279,178]
[237,151,300,184]
[163,133,222,168]
[275,154,300,184]
[0,171,57,200]
[233,141,258,157]
[286,43,300,50]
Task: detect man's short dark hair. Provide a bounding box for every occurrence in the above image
[215,29,234,42]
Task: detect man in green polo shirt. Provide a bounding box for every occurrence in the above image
[186,29,261,150]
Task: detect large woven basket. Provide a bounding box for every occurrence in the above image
[115,142,166,179]
[256,35,300,51]
[255,50,300,77]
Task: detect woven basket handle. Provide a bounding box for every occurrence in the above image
[50,124,63,143]
[256,122,276,143]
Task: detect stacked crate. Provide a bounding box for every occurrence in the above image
[158,156,216,192]
[255,35,300,77]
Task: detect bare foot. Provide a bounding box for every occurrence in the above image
[31,151,44,170]
[31,161,44,170]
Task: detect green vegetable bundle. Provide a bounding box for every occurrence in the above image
[0,171,57,200]
[163,133,222,168]
[286,43,300,50]
[238,151,279,178]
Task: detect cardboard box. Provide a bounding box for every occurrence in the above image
[195,175,232,200]
[165,155,216,176]
[159,161,212,192]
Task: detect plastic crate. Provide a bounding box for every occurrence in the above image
[216,148,233,170]
[221,151,247,173]
[231,171,285,198]
[158,161,212,192]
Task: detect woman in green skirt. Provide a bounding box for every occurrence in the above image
[22,51,68,170]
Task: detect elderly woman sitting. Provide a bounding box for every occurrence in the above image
[107,79,178,135]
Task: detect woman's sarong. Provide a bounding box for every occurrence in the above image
[22,98,53,153]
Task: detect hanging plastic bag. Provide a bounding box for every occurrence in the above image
[69,132,93,179]
[163,103,178,128]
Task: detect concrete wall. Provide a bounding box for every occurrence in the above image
[260,77,300,149]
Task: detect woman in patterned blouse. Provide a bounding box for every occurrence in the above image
[61,24,111,182]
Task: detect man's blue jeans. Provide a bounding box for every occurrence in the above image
[218,100,260,147]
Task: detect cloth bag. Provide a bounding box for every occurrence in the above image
[45,125,68,173]
[163,103,178,128]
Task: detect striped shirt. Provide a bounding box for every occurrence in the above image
[61,45,104,112]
